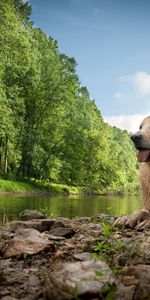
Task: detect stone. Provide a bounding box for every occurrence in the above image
[73,252,92,261]
[0,225,13,238]
[122,276,139,286]
[10,219,55,233]
[0,260,13,270]
[20,209,46,220]
[86,223,101,230]
[3,228,54,258]
[115,283,136,300]
[77,217,91,222]
[140,235,150,262]
[2,214,150,300]
[44,260,115,300]
[50,221,66,229]
[46,234,65,240]
[124,265,150,299]
[49,227,75,238]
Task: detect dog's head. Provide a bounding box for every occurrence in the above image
[131,116,150,162]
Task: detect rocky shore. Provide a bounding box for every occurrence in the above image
[0,210,150,300]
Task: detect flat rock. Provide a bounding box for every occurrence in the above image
[3,228,54,258]
[46,234,65,240]
[44,260,115,299]
[10,219,55,233]
[49,227,75,238]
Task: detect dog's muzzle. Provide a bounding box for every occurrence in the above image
[131,131,143,149]
[131,131,150,162]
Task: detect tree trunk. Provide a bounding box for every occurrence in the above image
[0,137,3,170]
[4,136,8,174]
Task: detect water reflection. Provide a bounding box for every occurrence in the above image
[0,193,143,224]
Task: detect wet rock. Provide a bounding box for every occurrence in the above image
[50,227,75,238]
[20,209,46,220]
[3,228,54,258]
[10,219,55,233]
[44,260,115,300]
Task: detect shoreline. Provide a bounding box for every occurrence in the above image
[0,189,124,197]
[0,179,127,196]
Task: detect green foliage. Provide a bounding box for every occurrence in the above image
[92,222,127,271]
[0,0,138,193]
[94,238,126,258]
[101,223,114,237]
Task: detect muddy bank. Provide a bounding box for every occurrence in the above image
[0,210,150,300]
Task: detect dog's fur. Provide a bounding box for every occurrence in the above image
[114,116,150,229]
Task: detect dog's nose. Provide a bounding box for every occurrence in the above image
[131,132,142,143]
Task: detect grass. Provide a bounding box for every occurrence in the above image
[0,179,38,192]
[0,178,89,194]
[36,181,86,194]
[0,178,138,195]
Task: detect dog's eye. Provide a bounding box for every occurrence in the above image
[139,125,142,130]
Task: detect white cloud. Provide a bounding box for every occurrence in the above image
[133,72,150,95]
[114,71,150,102]
[104,114,149,133]
[113,91,133,101]
[106,72,150,132]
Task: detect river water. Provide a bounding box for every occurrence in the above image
[0,193,143,224]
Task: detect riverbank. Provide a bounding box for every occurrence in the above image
[0,178,113,195]
[0,210,150,299]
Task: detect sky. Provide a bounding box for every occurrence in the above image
[28,0,150,132]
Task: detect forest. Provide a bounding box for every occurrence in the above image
[0,0,138,193]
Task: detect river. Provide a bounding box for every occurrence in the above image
[0,193,143,224]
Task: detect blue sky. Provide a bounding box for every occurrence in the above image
[28,0,150,131]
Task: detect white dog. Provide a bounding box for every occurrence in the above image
[114,116,150,230]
